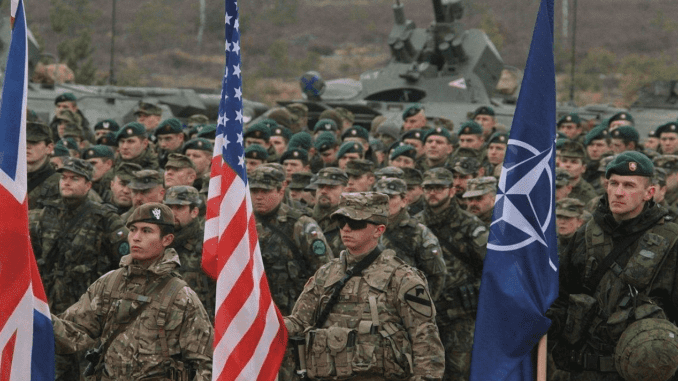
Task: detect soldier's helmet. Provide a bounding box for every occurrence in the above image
[614,318,678,381]
[126,202,175,229]
[331,192,389,225]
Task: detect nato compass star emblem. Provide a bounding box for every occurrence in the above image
[488,139,556,269]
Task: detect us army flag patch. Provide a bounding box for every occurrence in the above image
[404,285,433,317]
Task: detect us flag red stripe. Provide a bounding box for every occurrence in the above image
[202,1,288,380]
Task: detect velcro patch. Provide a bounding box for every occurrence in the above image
[404,285,433,317]
[312,240,327,256]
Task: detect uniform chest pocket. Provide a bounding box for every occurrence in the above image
[620,233,669,289]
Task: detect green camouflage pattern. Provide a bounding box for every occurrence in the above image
[27,160,61,210]
[569,178,598,205]
[164,185,201,206]
[57,157,94,180]
[313,204,346,256]
[462,176,497,198]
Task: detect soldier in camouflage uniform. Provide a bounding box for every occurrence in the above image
[550,152,678,381]
[107,163,142,215]
[284,192,445,381]
[374,177,447,300]
[28,158,129,380]
[654,155,678,209]
[312,167,349,256]
[115,122,160,170]
[121,169,166,222]
[558,141,598,205]
[414,168,489,381]
[51,203,214,380]
[82,145,116,201]
[163,186,216,319]
[26,122,61,210]
[403,167,426,216]
[345,159,376,192]
[462,177,497,226]
[555,198,588,258]
[154,118,186,168]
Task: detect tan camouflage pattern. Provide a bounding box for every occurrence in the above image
[615,318,678,381]
[556,197,586,218]
[462,176,496,198]
[422,168,454,186]
[332,192,389,225]
[313,204,346,257]
[250,165,285,190]
[164,185,201,206]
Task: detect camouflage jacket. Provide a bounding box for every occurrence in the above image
[313,204,346,257]
[285,249,445,381]
[380,209,447,301]
[52,249,213,380]
[27,160,60,210]
[29,197,129,314]
[116,146,160,171]
[476,208,493,227]
[256,203,333,315]
[408,195,426,217]
[569,178,598,205]
[92,168,116,202]
[171,218,216,319]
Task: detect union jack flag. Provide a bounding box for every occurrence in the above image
[0,1,55,380]
[201,1,288,380]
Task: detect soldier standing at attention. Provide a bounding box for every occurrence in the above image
[313,167,350,255]
[550,152,678,381]
[462,176,497,226]
[115,122,160,170]
[51,203,214,380]
[284,192,445,381]
[26,122,60,210]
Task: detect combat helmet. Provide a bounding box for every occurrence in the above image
[614,318,678,381]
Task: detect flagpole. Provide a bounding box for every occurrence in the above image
[536,335,547,381]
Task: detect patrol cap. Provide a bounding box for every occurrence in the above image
[656,122,678,137]
[605,151,654,179]
[245,144,268,161]
[134,101,162,116]
[288,132,313,151]
[345,159,374,177]
[450,156,480,175]
[341,125,369,142]
[52,142,70,157]
[54,92,76,104]
[401,129,425,142]
[373,177,407,195]
[288,172,313,190]
[57,157,93,181]
[653,155,678,174]
[584,124,610,146]
[555,167,572,187]
[313,118,338,133]
[401,167,423,186]
[261,162,285,176]
[488,132,509,145]
[97,132,117,147]
[314,131,338,152]
[267,107,295,129]
[306,174,319,191]
[62,124,84,139]
[187,114,209,126]
[318,109,343,129]
[422,168,454,186]
[196,124,216,140]
[390,144,416,161]
[598,155,617,173]
[115,162,143,182]
[374,166,404,180]
[55,109,79,125]
[270,125,293,141]
[165,153,196,170]
[559,141,586,158]
[94,119,120,132]
[423,127,452,143]
[555,198,585,218]
[26,122,52,143]
[608,111,634,126]
[557,113,581,127]
[154,118,183,136]
[249,165,285,190]
[337,141,364,159]
[129,169,164,190]
[116,122,147,142]
[164,185,201,206]
[462,176,497,198]
[654,167,667,186]
[458,121,483,136]
[375,119,401,141]
[81,145,115,160]
[334,107,355,124]
[315,167,348,186]
[244,122,271,141]
[183,138,213,153]
[126,202,175,228]
[331,192,389,225]
[472,105,495,118]
[610,125,639,143]
[280,148,309,164]
[402,104,423,120]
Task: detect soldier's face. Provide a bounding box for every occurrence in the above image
[136,113,161,131]
[390,155,415,169]
[87,158,114,182]
[558,123,581,139]
[167,204,198,228]
[245,137,269,149]
[55,101,76,113]
[556,215,583,237]
[251,187,284,214]
[316,184,343,208]
[118,136,148,160]
[406,185,423,205]
[164,167,197,188]
[185,149,211,176]
[424,136,452,161]
[586,139,609,161]
[338,153,361,170]
[487,143,507,165]
[270,136,287,156]
[283,159,308,181]
[458,135,484,150]
[388,194,407,216]
[654,184,667,203]
[423,185,452,208]
[110,176,132,207]
[452,173,473,196]
[555,185,572,201]
[26,141,52,165]
[645,137,659,151]
[245,158,264,175]
[338,218,385,255]
[290,189,315,206]
[319,148,338,164]
[346,174,375,192]
[403,139,424,158]
[157,133,184,151]
[403,111,426,131]
[465,193,495,216]
[558,157,585,180]
[128,222,173,261]
[474,115,495,133]
[610,138,632,154]
[59,171,92,199]
[132,185,165,207]
[607,174,654,221]
[660,132,678,154]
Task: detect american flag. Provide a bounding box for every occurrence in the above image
[201,1,288,380]
[0,1,55,380]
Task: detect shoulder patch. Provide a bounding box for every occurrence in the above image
[472,226,487,238]
[312,239,327,256]
[404,285,433,317]
[119,242,130,256]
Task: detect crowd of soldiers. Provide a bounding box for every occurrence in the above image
[25,91,678,381]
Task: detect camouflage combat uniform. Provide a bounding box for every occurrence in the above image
[569,178,598,205]
[118,145,160,171]
[27,159,61,210]
[313,204,345,257]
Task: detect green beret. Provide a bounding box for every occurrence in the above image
[94,119,120,132]
[249,165,285,189]
[390,144,417,160]
[96,132,118,147]
[129,169,163,190]
[458,121,483,136]
[488,132,509,145]
[81,145,115,160]
[401,167,423,185]
[422,168,454,186]
[402,104,423,120]
[423,127,452,143]
[341,125,369,142]
[245,144,268,161]
[656,122,678,137]
[345,159,374,177]
[337,141,364,159]
[164,185,201,206]
[134,101,162,116]
[401,129,425,142]
[605,151,653,179]
[270,125,293,141]
[609,125,639,143]
[557,113,581,126]
[165,153,196,170]
[472,105,495,118]
[280,148,309,164]
[183,138,213,153]
[373,177,407,195]
[115,162,143,182]
[584,124,609,146]
[244,122,271,141]
[26,122,52,143]
[116,122,147,141]
[54,93,76,104]
[313,118,338,133]
[314,131,338,152]
[126,203,174,228]
[52,142,70,157]
[154,118,184,136]
[288,132,313,151]
[318,109,343,129]
[315,167,348,186]
[609,111,634,126]
[196,124,217,140]
[57,157,93,181]
[649,130,657,138]
[61,137,79,151]
[289,172,313,190]
[374,166,404,180]
[332,192,389,225]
